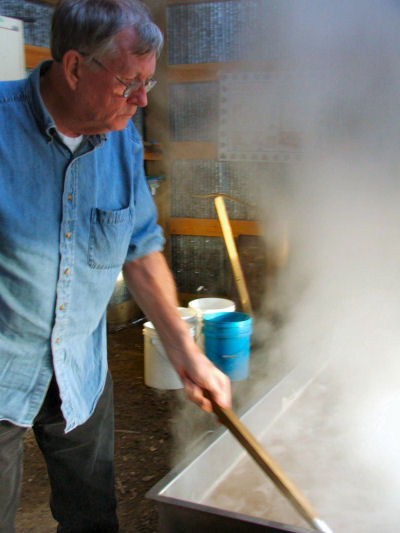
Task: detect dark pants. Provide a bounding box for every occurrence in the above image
[0,372,119,533]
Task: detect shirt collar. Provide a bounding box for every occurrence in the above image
[27,60,107,148]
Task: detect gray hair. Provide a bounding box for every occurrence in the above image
[51,0,163,63]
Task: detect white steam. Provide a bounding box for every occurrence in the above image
[170,2,400,529]
[252,1,400,529]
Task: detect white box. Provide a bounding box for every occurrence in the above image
[0,15,25,80]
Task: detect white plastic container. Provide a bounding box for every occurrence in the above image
[188,298,236,349]
[143,307,196,390]
[178,306,197,327]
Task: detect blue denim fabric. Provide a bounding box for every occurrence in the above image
[0,62,164,431]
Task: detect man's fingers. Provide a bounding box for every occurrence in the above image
[181,376,213,412]
[181,367,231,414]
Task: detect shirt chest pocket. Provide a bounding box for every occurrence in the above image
[88,207,134,269]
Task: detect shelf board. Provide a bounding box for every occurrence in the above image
[168,0,232,4]
[143,141,163,160]
[25,45,51,69]
[169,142,217,160]
[144,151,163,161]
[168,61,274,83]
[169,217,260,237]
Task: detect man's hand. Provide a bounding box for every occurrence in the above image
[123,252,232,412]
[171,340,231,412]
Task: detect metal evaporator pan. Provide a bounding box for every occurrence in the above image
[147,356,322,533]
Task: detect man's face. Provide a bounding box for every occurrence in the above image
[73,30,156,135]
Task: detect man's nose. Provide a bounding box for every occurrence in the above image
[127,86,148,107]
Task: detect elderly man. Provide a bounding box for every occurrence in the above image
[0,1,230,532]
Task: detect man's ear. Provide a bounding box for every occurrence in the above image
[62,50,85,91]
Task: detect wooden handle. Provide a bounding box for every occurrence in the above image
[208,395,320,529]
[214,196,253,315]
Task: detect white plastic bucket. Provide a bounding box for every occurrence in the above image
[188,297,236,349]
[143,308,196,390]
[177,306,197,327]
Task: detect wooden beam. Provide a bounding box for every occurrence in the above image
[33,0,58,5]
[168,61,275,83]
[169,217,260,237]
[143,141,163,161]
[169,142,217,160]
[168,0,231,4]
[25,45,51,70]
[144,151,163,161]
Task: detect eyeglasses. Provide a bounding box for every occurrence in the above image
[92,58,157,98]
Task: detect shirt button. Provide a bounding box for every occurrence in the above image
[67,194,73,201]
[55,338,60,344]
[59,304,65,310]
[65,232,71,239]
[64,268,70,275]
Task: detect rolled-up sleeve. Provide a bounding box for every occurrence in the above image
[124,142,165,263]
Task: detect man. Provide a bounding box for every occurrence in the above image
[0,1,231,532]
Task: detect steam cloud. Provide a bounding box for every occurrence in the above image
[252,1,400,530]
[170,2,400,530]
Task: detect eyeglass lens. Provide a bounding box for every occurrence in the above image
[123,79,157,98]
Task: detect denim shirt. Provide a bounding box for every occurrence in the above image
[0,62,164,431]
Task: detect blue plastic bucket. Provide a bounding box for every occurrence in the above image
[202,312,252,381]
